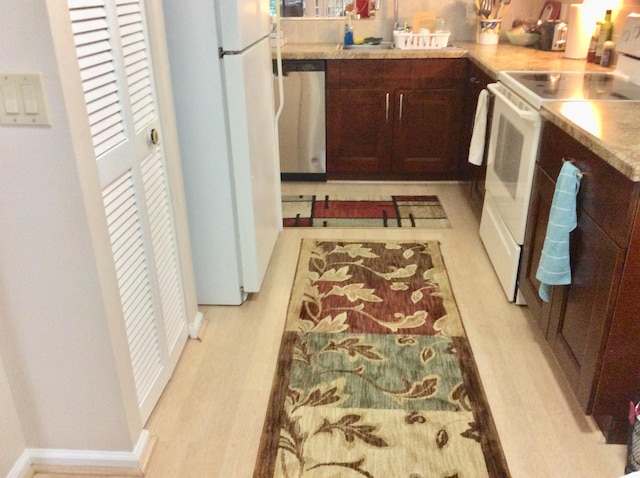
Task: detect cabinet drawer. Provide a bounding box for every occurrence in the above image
[327,59,392,89]
[327,59,466,89]
[405,59,467,87]
[538,121,639,248]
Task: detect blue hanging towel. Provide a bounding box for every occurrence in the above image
[536,161,582,302]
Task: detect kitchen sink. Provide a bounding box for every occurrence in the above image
[342,42,394,50]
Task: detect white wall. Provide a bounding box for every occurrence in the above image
[0,1,143,471]
[0,355,26,476]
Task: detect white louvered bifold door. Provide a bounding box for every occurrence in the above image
[68,0,189,423]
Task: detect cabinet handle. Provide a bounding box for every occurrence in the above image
[385,93,390,124]
[399,93,404,122]
[562,157,585,178]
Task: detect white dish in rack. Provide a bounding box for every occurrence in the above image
[393,30,450,50]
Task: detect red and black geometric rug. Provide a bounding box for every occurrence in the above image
[282,195,450,228]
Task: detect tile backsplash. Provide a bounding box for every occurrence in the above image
[278,0,548,43]
[278,0,640,46]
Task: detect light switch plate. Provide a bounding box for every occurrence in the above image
[0,72,51,126]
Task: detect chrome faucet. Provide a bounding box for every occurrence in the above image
[393,0,399,31]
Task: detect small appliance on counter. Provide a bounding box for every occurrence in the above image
[538,19,567,51]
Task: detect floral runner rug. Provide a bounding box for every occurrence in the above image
[282,195,450,228]
[254,240,510,478]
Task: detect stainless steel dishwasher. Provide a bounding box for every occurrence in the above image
[273,59,326,181]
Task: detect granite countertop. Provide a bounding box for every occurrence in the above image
[276,42,640,181]
[542,102,640,181]
[277,41,612,75]
[457,42,611,79]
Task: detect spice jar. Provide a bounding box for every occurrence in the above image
[600,40,614,67]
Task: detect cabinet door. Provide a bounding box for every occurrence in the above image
[392,89,463,178]
[519,166,554,334]
[522,167,625,412]
[326,88,393,180]
[547,209,625,411]
[464,63,493,209]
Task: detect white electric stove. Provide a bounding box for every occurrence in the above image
[480,13,640,304]
[499,12,640,108]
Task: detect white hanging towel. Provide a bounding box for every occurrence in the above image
[468,88,489,166]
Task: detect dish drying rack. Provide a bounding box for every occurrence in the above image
[393,30,450,50]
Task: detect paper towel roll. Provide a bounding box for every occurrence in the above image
[565,4,597,59]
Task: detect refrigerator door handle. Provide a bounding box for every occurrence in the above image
[273,9,284,126]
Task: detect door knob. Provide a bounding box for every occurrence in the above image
[149,128,160,145]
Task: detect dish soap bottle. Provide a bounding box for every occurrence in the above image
[595,10,613,64]
[344,23,354,45]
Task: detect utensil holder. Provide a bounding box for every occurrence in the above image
[478,19,501,45]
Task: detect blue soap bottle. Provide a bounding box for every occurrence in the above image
[344,23,354,45]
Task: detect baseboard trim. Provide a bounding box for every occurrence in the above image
[188,311,204,339]
[8,430,153,478]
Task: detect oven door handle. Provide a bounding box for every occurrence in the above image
[487,83,539,123]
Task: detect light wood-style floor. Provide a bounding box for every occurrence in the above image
[142,181,627,478]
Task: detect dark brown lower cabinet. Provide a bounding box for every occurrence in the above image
[520,120,640,444]
[546,200,625,409]
[326,59,466,180]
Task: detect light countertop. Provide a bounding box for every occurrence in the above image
[275,42,640,181]
[276,41,613,76]
[541,102,640,181]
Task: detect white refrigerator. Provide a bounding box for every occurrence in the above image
[162,0,282,305]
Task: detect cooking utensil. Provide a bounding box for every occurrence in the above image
[496,0,510,19]
[479,0,492,19]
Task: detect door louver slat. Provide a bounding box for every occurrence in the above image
[71,17,108,34]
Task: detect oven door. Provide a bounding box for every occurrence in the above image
[480,82,542,303]
[484,82,542,245]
